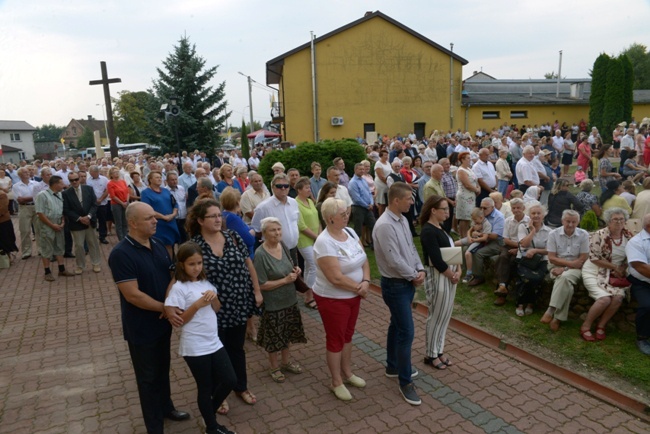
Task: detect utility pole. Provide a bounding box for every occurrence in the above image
[556,50,563,98]
[238,72,255,133]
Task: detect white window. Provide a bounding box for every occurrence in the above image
[10,133,21,141]
[482,111,500,119]
[510,111,528,119]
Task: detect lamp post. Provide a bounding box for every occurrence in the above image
[238,72,255,135]
[162,96,181,171]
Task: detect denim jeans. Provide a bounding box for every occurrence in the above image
[381,277,415,386]
[497,179,509,197]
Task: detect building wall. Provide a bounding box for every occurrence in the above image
[0,131,36,160]
[464,103,650,132]
[281,16,464,143]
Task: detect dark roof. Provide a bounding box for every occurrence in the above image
[0,120,36,131]
[266,10,469,85]
[634,90,650,104]
[464,71,497,81]
[77,119,108,134]
[0,144,22,152]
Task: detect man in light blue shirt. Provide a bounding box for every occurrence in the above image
[467,197,505,286]
[309,162,327,201]
[348,163,375,241]
[626,214,650,355]
[178,162,196,191]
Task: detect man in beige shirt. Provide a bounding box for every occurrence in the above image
[422,164,445,202]
[240,173,269,224]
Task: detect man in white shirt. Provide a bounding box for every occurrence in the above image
[247,150,260,171]
[86,165,110,244]
[165,171,188,243]
[423,141,438,164]
[12,167,40,259]
[454,138,470,154]
[515,146,540,194]
[551,130,564,154]
[327,166,352,212]
[620,128,636,165]
[626,214,650,355]
[251,173,300,258]
[472,148,497,207]
[240,173,269,224]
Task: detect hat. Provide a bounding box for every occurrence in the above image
[271,162,285,171]
[576,165,583,170]
[540,149,552,156]
[618,122,627,127]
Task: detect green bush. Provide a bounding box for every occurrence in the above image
[579,210,599,232]
[258,139,367,186]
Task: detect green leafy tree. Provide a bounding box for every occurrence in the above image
[588,53,610,131]
[258,140,366,187]
[602,57,624,144]
[34,124,65,142]
[620,54,634,123]
[151,36,230,156]
[621,43,650,90]
[544,71,565,79]
[113,90,158,144]
[77,127,95,149]
[240,119,250,159]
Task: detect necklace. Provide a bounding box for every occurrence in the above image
[611,235,623,246]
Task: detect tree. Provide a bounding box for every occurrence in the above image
[544,71,564,79]
[151,36,230,156]
[588,53,610,131]
[113,90,158,144]
[621,43,650,90]
[240,119,250,160]
[77,127,95,149]
[34,124,65,142]
[620,54,634,123]
[602,57,624,144]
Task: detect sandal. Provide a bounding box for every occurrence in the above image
[269,368,286,383]
[438,354,453,367]
[424,356,447,370]
[246,331,257,343]
[304,299,318,310]
[237,390,257,405]
[516,306,525,317]
[580,328,596,342]
[595,327,606,341]
[281,361,303,374]
[216,400,229,415]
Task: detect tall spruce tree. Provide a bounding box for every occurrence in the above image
[151,36,230,156]
[601,57,624,144]
[588,53,610,131]
[620,54,634,123]
[240,119,250,159]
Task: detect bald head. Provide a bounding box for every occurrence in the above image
[431,164,443,180]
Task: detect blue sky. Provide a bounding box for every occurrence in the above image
[0,0,648,128]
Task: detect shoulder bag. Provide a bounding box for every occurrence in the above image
[280,242,309,293]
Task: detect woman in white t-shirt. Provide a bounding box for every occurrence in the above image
[165,242,237,434]
[313,198,370,402]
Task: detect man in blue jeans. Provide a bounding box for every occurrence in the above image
[372,182,426,405]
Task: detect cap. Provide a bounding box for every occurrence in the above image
[272,162,285,171]
[540,149,552,156]
[618,122,627,127]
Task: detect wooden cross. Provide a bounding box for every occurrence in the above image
[89,61,121,159]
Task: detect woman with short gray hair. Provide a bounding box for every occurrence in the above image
[580,207,633,341]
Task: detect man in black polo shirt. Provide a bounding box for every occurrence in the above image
[108,202,188,434]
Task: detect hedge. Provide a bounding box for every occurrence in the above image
[258,139,367,186]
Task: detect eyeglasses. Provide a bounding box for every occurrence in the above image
[437,207,449,211]
[69,178,79,182]
[611,218,626,222]
[480,206,491,210]
[203,214,222,219]
[274,184,290,189]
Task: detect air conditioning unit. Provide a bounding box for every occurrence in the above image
[331,116,344,126]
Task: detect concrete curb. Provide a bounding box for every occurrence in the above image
[368,283,650,423]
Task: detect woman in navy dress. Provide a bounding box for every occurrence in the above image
[141,170,180,258]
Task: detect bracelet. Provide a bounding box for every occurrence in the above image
[361,279,370,284]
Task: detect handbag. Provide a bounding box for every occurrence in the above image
[440,247,463,265]
[0,253,9,269]
[280,242,309,293]
[609,276,631,288]
[516,230,545,281]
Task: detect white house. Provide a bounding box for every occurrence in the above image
[0,120,36,163]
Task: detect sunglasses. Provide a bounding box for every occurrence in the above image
[274,184,290,189]
[69,178,80,181]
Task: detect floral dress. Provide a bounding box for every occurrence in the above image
[455,167,477,221]
[582,227,634,299]
[192,230,260,329]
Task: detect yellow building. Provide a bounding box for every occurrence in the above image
[462,72,650,132]
[266,11,468,144]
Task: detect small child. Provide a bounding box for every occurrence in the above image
[620,180,636,207]
[455,207,492,283]
[165,242,237,434]
[574,165,586,186]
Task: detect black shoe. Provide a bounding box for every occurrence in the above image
[63,253,75,258]
[100,239,109,245]
[165,410,190,421]
[207,423,236,434]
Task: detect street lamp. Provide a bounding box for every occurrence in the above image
[161,95,182,171]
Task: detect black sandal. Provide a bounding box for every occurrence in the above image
[438,354,453,367]
[305,299,318,310]
[424,357,447,370]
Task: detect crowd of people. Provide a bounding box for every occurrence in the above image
[2,117,650,433]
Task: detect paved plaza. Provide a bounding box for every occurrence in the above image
[1,217,649,433]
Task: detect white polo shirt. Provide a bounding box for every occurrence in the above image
[626,229,650,284]
[87,175,109,206]
[250,195,300,249]
[472,160,497,189]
